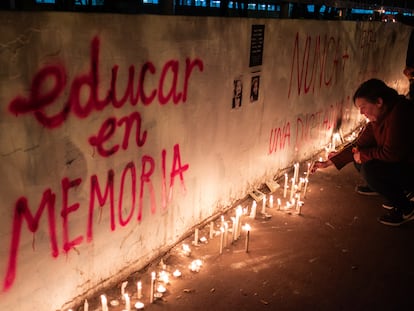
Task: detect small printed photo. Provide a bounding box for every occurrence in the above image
[250,75,260,102]
[232,78,243,109]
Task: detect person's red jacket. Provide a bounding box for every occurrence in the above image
[330,96,414,170]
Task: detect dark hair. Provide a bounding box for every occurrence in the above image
[352,78,399,106]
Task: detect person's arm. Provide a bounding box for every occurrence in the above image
[329,123,375,169]
[359,102,412,163]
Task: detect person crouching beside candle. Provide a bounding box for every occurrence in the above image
[311,79,414,227]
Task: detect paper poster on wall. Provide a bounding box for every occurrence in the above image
[232,77,243,109]
[250,75,260,102]
[249,24,265,67]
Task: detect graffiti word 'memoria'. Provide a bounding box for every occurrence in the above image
[8,36,204,129]
[3,143,188,291]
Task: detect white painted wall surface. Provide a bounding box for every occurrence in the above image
[0,12,410,310]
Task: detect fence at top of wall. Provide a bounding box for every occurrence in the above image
[0,12,410,310]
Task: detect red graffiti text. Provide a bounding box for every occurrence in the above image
[8,37,204,129]
[2,144,188,291]
[288,32,350,98]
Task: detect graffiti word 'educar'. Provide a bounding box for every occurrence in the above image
[8,36,204,129]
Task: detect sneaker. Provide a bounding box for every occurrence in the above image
[355,185,379,196]
[382,192,414,210]
[403,203,414,220]
[378,209,407,226]
[382,201,393,210]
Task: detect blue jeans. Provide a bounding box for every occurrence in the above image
[355,160,414,212]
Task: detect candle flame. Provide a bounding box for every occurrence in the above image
[173,269,182,277]
[182,244,191,252]
[236,206,243,216]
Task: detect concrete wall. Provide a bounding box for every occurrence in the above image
[0,12,410,310]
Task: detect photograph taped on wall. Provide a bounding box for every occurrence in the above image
[250,75,260,102]
[249,189,265,202]
[232,77,243,109]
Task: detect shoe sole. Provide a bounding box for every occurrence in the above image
[382,204,393,210]
[382,193,414,210]
[377,217,411,226]
[356,191,379,196]
[403,210,414,220]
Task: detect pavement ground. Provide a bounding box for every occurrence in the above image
[73,162,414,311]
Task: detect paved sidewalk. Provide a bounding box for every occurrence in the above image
[77,163,414,311]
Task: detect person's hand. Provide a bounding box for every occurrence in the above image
[310,160,333,173]
[327,151,338,159]
[353,151,361,164]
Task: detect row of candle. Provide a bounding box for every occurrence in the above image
[192,161,315,258]
[86,267,184,311]
[283,162,312,200]
[74,159,322,311]
[190,205,253,257]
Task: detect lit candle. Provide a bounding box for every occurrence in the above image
[160,258,166,270]
[249,200,257,219]
[189,261,198,272]
[157,284,166,293]
[295,193,300,212]
[332,132,341,150]
[290,178,295,201]
[236,206,243,239]
[261,195,266,214]
[277,198,281,210]
[231,217,236,241]
[137,281,142,299]
[124,293,131,311]
[134,302,145,310]
[173,269,182,277]
[209,221,214,239]
[160,270,169,284]
[303,177,309,198]
[296,193,302,214]
[150,272,156,304]
[283,173,288,198]
[269,195,274,208]
[100,295,108,311]
[294,162,299,183]
[223,221,228,247]
[194,228,199,246]
[189,259,202,272]
[121,281,128,299]
[298,177,304,191]
[84,299,88,311]
[235,210,240,240]
[182,244,191,256]
[219,227,224,254]
[244,224,251,253]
